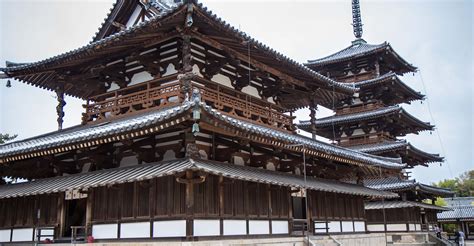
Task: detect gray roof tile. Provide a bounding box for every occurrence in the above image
[0,158,397,199]
[299,106,433,132]
[366,200,451,211]
[0,98,405,169]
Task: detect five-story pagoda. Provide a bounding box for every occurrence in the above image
[297,0,450,233]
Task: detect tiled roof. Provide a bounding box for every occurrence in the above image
[1,3,184,74]
[353,72,424,101]
[365,200,451,211]
[358,177,454,197]
[349,141,409,154]
[306,39,416,72]
[445,197,474,207]
[299,106,433,132]
[308,40,387,66]
[438,206,474,221]
[200,103,405,169]
[348,140,443,163]
[0,158,398,199]
[0,98,405,169]
[1,2,356,97]
[0,103,192,159]
[91,0,182,42]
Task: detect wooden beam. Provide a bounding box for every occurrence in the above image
[190,30,309,89]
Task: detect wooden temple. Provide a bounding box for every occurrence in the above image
[0,0,412,243]
[298,0,451,234]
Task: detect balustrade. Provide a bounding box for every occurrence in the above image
[82,75,294,132]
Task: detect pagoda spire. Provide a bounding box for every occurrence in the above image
[352,0,363,39]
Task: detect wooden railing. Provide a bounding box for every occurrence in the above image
[339,133,394,147]
[82,75,181,124]
[337,101,384,115]
[191,78,294,131]
[82,75,294,132]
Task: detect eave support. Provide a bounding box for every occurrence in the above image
[56,87,66,130]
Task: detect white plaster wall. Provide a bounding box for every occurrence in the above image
[120,155,139,167]
[11,228,33,242]
[342,221,354,232]
[223,220,246,236]
[162,63,177,76]
[162,149,177,161]
[153,220,186,238]
[193,220,220,236]
[192,64,203,77]
[314,221,327,233]
[211,73,233,89]
[354,221,365,232]
[38,228,54,241]
[92,224,118,239]
[233,156,245,166]
[120,222,150,238]
[352,129,364,136]
[0,229,11,242]
[249,220,270,235]
[241,85,260,98]
[267,97,276,104]
[106,82,120,92]
[271,220,289,234]
[129,71,153,86]
[266,162,276,171]
[328,221,341,233]
[367,224,385,232]
[387,224,407,231]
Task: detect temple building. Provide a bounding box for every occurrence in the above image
[0,0,409,244]
[298,0,451,233]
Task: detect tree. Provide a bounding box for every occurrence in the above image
[1,133,17,185]
[423,197,447,206]
[433,169,474,197]
[0,133,17,144]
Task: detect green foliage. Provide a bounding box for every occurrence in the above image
[0,133,17,144]
[433,170,474,197]
[422,197,447,207]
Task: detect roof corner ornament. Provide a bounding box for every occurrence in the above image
[352,0,363,40]
[185,3,194,27]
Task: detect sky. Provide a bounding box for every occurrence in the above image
[0,0,472,184]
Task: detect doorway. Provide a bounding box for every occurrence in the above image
[292,196,307,219]
[63,198,87,238]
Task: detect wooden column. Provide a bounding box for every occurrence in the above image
[85,191,93,237]
[55,87,66,130]
[185,170,194,239]
[57,193,66,238]
[219,176,224,236]
[309,103,317,140]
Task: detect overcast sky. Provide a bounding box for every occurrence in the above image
[0,0,472,184]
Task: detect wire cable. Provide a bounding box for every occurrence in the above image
[417,70,454,179]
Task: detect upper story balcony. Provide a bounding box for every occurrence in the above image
[82,74,295,132]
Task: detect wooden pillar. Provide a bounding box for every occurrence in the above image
[219,176,224,236]
[55,87,66,131]
[268,184,272,234]
[57,193,66,238]
[85,190,93,237]
[306,190,313,235]
[185,170,194,239]
[309,102,317,140]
